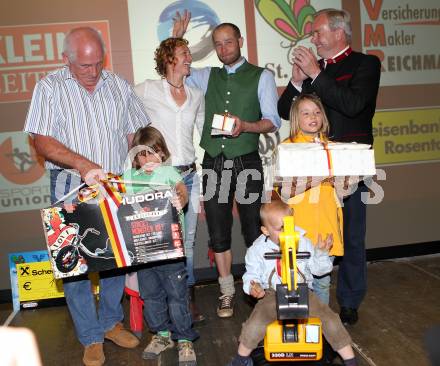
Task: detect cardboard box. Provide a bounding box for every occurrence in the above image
[41,185,184,279]
[211,113,235,135]
[275,143,376,177]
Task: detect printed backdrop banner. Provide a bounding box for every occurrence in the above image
[128,0,248,83]
[373,107,440,165]
[0,20,112,103]
[253,0,341,88]
[361,0,440,86]
[0,131,50,213]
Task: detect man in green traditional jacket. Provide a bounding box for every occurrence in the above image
[175,12,281,318]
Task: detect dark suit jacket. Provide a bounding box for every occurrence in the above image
[278,51,381,145]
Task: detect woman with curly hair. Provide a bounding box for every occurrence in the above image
[134,37,205,325]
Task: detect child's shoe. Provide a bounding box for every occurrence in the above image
[226,354,254,366]
[142,334,174,359]
[177,340,197,366]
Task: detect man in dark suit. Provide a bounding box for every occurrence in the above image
[278,8,381,325]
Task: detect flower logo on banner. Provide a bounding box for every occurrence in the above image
[157,0,220,62]
[255,0,316,64]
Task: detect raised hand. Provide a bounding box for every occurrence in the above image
[317,233,333,252]
[293,46,321,79]
[172,10,191,38]
[291,61,308,86]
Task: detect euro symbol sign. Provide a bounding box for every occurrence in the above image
[23,282,31,290]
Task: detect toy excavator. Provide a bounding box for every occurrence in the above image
[263,216,323,362]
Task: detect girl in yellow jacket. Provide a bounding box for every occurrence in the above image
[283,93,343,305]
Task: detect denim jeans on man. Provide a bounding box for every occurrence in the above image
[50,170,126,346]
[137,261,198,341]
[182,171,200,287]
[201,151,264,252]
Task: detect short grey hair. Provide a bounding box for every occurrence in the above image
[63,27,106,61]
[315,8,352,44]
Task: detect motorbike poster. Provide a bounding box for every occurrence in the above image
[41,183,184,279]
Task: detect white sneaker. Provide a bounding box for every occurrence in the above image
[142,334,174,359]
[177,341,197,366]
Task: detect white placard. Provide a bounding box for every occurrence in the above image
[305,324,320,343]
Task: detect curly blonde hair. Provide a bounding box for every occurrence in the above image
[154,37,189,77]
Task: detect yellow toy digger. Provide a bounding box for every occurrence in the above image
[263,216,323,362]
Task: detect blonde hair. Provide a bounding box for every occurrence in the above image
[260,200,293,227]
[154,37,189,77]
[131,126,170,168]
[289,94,329,141]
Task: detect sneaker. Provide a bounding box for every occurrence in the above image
[217,294,234,318]
[104,322,139,348]
[142,334,174,359]
[83,343,105,366]
[177,341,197,366]
[226,355,254,366]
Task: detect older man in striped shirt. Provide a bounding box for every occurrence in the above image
[24,27,150,366]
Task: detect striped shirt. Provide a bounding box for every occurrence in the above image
[24,67,150,174]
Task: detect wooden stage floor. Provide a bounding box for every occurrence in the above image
[2,254,439,366]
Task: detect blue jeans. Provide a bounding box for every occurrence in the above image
[63,273,125,345]
[50,170,126,346]
[138,261,199,341]
[313,275,331,305]
[182,171,200,287]
[312,256,334,305]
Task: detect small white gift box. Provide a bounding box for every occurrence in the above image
[211,114,235,135]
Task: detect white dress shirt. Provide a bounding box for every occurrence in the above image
[134,79,205,166]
